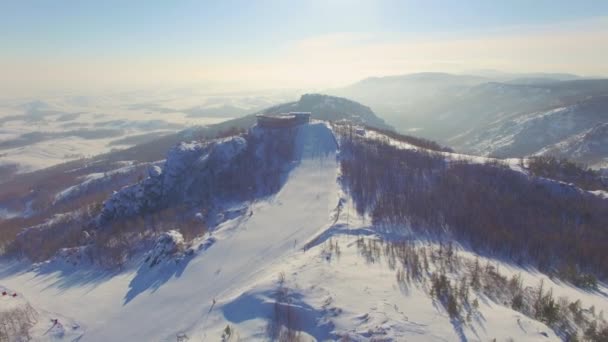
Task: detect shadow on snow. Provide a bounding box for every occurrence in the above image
[221,289,335,340]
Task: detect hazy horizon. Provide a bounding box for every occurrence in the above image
[2,0,608,97]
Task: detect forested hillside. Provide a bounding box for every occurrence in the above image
[336,124,608,285]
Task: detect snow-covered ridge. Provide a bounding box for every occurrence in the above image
[360,127,608,199]
[361,128,525,171]
[54,162,153,203]
[100,136,247,222]
[459,96,608,167]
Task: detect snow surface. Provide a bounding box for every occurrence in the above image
[1,122,607,341]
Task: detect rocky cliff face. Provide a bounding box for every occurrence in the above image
[100,136,247,222]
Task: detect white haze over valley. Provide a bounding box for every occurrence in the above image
[0,87,301,173]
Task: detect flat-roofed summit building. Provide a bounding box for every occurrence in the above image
[256,112,311,128]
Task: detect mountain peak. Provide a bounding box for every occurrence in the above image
[261,93,392,130]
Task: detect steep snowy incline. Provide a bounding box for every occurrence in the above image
[0,122,340,341]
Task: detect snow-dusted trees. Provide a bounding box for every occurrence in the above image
[354,236,608,340]
[339,132,608,286]
[528,155,606,191]
[214,127,297,199]
[6,209,95,262]
[267,272,304,342]
[0,303,37,341]
[361,125,454,152]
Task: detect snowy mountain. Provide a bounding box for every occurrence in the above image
[538,122,608,168]
[1,116,608,341]
[459,96,608,167]
[331,74,608,167]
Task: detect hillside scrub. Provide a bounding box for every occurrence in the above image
[339,132,608,284]
[0,161,148,254]
[527,155,607,191]
[4,186,210,268]
[5,204,100,263]
[362,125,454,152]
[352,237,608,340]
[0,303,38,341]
[267,272,304,342]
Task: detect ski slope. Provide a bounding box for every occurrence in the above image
[0,122,340,341]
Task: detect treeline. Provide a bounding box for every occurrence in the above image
[6,203,101,263]
[5,202,206,268]
[339,134,608,284]
[0,160,149,254]
[213,127,297,200]
[0,180,134,259]
[158,126,298,210]
[356,124,454,152]
[87,205,205,269]
[527,155,607,191]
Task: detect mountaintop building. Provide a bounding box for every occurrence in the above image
[256,112,311,128]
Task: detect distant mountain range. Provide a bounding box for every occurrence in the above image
[330,73,608,168]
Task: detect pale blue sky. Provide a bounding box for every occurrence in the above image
[2,0,608,93]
